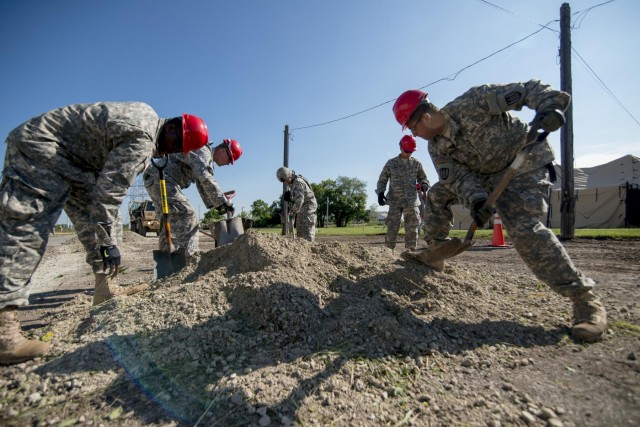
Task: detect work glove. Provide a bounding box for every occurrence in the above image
[420,183,430,192]
[470,198,493,228]
[100,245,121,277]
[217,202,235,216]
[283,190,292,202]
[534,106,565,133]
[377,192,387,206]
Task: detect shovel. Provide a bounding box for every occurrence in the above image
[212,191,245,247]
[403,126,549,269]
[152,157,187,279]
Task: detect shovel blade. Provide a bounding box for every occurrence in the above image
[214,217,244,247]
[153,248,187,280]
[402,238,474,269]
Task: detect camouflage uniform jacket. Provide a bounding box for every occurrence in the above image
[289,174,317,215]
[376,156,429,207]
[143,145,228,209]
[4,102,162,247]
[428,80,570,206]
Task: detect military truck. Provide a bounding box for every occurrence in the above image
[128,200,160,237]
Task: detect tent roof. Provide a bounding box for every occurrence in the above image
[552,154,640,190]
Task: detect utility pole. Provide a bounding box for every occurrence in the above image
[559,3,575,239]
[326,197,329,227]
[282,125,289,235]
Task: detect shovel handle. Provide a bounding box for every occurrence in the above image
[464,129,549,243]
[152,157,174,251]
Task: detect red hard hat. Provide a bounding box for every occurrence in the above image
[400,135,417,153]
[223,139,243,164]
[392,90,428,130]
[182,113,209,153]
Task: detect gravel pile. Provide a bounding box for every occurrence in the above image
[1,230,580,426]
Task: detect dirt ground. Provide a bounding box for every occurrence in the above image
[2,229,639,427]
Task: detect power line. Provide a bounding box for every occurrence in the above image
[475,0,617,31]
[292,1,634,133]
[572,0,617,29]
[291,22,553,132]
[474,0,558,32]
[571,47,640,127]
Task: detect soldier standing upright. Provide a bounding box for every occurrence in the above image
[276,167,317,242]
[392,80,607,342]
[143,139,242,263]
[0,102,210,364]
[376,135,430,250]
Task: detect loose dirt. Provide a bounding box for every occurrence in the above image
[1,230,639,427]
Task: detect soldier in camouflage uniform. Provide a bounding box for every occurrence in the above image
[393,80,607,342]
[276,167,317,242]
[0,102,209,364]
[143,139,242,260]
[376,135,430,250]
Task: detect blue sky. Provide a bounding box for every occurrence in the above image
[1,0,638,225]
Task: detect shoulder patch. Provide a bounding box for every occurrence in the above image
[495,84,526,111]
[437,161,455,184]
[504,91,522,105]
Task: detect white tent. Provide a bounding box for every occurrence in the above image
[449,154,640,229]
[548,154,640,228]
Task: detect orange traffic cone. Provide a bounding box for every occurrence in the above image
[490,213,510,248]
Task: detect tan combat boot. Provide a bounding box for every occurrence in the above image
[0,307,50,365]
[93,273,150,306]
[571,290,607,342]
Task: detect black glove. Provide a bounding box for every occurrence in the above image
[100,245,121,274]
[470,199,493,228]
[534,107,565,133]
[217,202,235,216]
[377,192,387,206]
[283,190,292,202]
[420,183,430,192]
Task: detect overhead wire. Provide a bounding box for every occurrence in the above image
[571,0,616,29]
[291,22,555,132]
[474,0,558,32]
[476,1,637,128]
[292,0,634,132]
[571,47,640,126]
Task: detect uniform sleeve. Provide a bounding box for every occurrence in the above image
[92,127,155,246]
[376,160,391,195]
[186,146,227,209]
[416,160,429,187]
[484,80,571,115]
[290,181,305,214]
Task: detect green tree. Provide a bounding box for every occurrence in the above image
[367,203,379,224]
[202,207,224,225]
[250,199,273,228]
[311,182,329,228]
[319,176,368,227]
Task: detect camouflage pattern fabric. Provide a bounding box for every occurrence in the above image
[377,155,429,250]
[385,205,420,250]
[426,80,594,296]
[143,145,228,256]
[417,187,427,235]
[423,181,458,242]
[0,102,161,308]
[288,174,317,242]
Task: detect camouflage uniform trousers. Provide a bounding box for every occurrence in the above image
[385,205,420,250]
[144,178,199,256]
[423,182,457,243]
[0,147,122,309]
[426,167,595,296]
[295,210,317,242]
